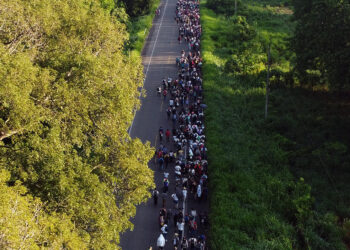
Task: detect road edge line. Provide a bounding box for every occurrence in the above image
[128,0,170,136]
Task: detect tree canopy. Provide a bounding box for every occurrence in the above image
[292,0,350,90]
[0,0,154,248]
[121,0,156,17]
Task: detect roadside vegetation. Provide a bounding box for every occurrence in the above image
[126,0,160,55]
[201,0,350,249]
[101,0,161,55]
[0,0,159,248]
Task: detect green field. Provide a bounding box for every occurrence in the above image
[201,0,350,249]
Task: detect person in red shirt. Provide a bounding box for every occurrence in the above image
[165,129,171,142]
[163,89,167,100]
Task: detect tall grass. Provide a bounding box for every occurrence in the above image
[201,0,348,249]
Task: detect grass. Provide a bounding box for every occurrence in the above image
[126,0,161,57]
[201,0,349,249]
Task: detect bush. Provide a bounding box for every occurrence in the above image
[202,0,348,248]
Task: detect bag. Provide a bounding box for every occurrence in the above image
[190,238,195,247]
[157,234,165,247]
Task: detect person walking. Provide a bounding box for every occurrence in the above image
[152,188,159,205]
[182,187,187,200]
[167,208,172,226]
[171,193,179,209]
[190,208,197,220]
[164,153,169,169]
[157,233,165,250]
[163,89,167,100]
[172,113,177,128]
[177,219,184,237]
[166,129,171,142]
[189,237,197,249]
[158,157,164,171]
[163,178,169,193]
[173,233,180,249]
[169,150,174,163]
[196,184,202,201]
[162,190,167,208]
[167,107,172,120]
[189,219,197,237]
[159,126,164,142]
[161,224,168,240]
[181,236,188,250]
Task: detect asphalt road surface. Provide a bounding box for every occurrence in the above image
[120,0,209,249]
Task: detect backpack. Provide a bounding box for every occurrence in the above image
[190,238,195,247]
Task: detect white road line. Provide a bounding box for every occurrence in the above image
[128,0,170,136]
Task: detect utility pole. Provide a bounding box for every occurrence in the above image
[234,0,237,16]
[265,45,271,119]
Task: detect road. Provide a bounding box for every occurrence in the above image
[120,0,208,249]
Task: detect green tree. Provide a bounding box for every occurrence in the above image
[0,169,87,249]
[121,0,156,17]
[100,0,116,12]
[0,0,154,248]
[207,0,243,16]
[292,0,350,89]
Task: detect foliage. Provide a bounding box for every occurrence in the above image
[0,169,86,249]
[292,0,350,90]
[125,0,161,55]
[99,0,116,13]
[206,0,244,16]
[121,0,157,17]
[201,0,348,249]
[0,0,154,248]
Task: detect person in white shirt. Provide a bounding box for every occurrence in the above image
[175,165,182,176]
[182,187,187,200]
[190,208,197,219]
[164,172,169,179]
[160,224,168,240]
[197,184,202,200]
[177,220,184,236]
[171,193,179,208]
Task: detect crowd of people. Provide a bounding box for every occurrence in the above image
[154,0,209,249]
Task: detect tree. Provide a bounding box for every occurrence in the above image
[292,0,350,90]
[207,0,243,16]
[0,169,86,249]
[99,0,116,12]
[0,0,154,248]
[121,0,155,17]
